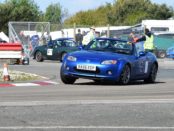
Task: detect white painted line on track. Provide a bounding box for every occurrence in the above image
[43,80,59,84]
[12,83,40,87]
[1,99,174,106]
[0,126,174,130]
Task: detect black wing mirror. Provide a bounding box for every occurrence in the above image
[47,41,53,48]
[78,45,86,50]
[139,51,146,57]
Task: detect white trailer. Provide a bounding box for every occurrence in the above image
[142,20,174,33]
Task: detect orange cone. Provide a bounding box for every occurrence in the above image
[3,63,10,81]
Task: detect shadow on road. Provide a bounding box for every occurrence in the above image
[74,80,166,86]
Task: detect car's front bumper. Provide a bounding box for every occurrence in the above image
[61,61,122,81]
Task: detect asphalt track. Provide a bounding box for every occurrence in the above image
[0,59,174,130]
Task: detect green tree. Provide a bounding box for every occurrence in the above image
[64,0,173,26]
[0,3,12,33]
[108,0,173,25]
[0,0,40,33]
[64,3,112,27]
[44,3,67,24]
[7,0,40,21]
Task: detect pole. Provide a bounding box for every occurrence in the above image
[107,24,110,37]
[73,23,76,40]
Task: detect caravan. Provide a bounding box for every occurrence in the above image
[142,20,174,33]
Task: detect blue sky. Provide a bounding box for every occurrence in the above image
[34,0,174,14]
[35,0,174,15]
[0,0,174,15]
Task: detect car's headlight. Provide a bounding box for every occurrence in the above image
[101,60,117,65]
[67,56,77,61]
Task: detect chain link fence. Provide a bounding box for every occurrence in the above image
[49,23,138,40]
[8,22,50,57]
[8,22,143,58]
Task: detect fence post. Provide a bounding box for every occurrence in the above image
[107,24,110,37]
[73,23,76,40]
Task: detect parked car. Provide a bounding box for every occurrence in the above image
[60,38,158,85]
[154,32,174,58]
[166,45,174,59]
[32,38,79,62]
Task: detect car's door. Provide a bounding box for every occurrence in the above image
[50,40,63,60]
[45,41,54,60]
[134,43,149,76]
[53,39,78,60]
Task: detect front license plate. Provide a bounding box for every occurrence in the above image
[77,65,96,71]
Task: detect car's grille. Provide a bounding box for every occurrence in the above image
[74,67,100,74]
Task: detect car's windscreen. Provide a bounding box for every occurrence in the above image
[64,40,77,47]
[86,39,133,55]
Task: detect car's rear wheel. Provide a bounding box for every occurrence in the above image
[144,63,158,83]
[35,51,43,62]
[118,64,130,85]
[158,51,166,58]
[60,67,76,84]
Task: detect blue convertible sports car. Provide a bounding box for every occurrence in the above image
[60,38,158,85]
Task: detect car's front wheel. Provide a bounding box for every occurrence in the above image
[144,63,158,83]
[35,51,43,62]
[60,52,67,62]
[118,64,131,85]
[60,67,76,84]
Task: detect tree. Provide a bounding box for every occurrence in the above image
[6,0,40,21]
[0,0,40,34]
[44,3,67,24]
[64,3,112,27]
[108,0,173,25]
[64,0,173,26]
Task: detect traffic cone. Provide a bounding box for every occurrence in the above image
[3,63,10,81]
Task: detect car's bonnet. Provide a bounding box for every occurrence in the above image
[69,50,128,61]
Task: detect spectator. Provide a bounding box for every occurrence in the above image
[128,32,145,53]
[134,28,155,53]
[82,26,96,45]
[75,29,83,46]
[144,28,155,52]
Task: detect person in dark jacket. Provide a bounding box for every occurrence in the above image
[75,29,83,46]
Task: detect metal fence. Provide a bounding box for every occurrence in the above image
[8,22,144,57]
[8,22,50,57]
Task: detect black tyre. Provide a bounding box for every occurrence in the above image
[22,58,30,65]
[60,67,76,84]
[158,51,166,58]
[60,52,67,62]
[118,64,131,85]
[144,64,158,83]
[35,51,43,62]
[93,80,101,83]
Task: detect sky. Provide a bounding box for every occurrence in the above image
[35,0,174,15]
[0,0,174,15]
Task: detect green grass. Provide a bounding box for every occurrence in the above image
[0,69,42,82]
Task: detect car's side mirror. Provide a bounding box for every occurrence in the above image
[139,51,146,57]
[47,41,53,48]
[78,45,86,50]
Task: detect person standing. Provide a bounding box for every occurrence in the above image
[75,29,83,46]
[88,26,96,41]
[133,28,155,53]
[144,28,155,52]
[82,26,96,45]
